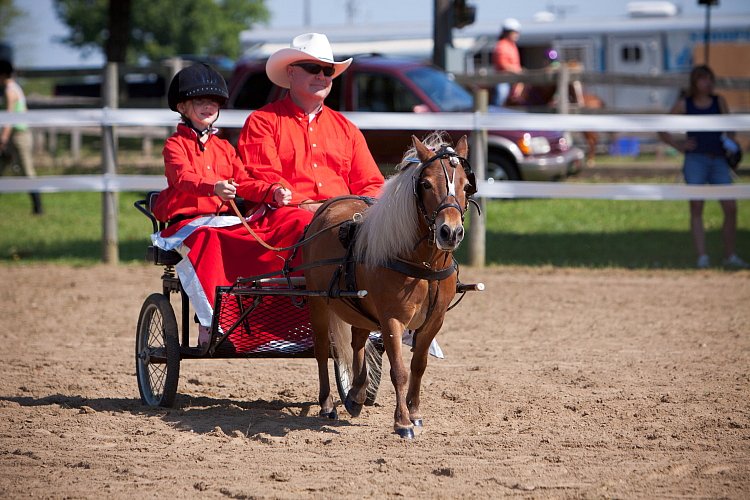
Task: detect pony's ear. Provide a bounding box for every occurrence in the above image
[455,135,469,158]
[412,135,433,162]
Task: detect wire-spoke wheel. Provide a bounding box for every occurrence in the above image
[332,332,384,407]
[135,293,180,407]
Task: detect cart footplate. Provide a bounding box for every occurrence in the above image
[210,285,314,358]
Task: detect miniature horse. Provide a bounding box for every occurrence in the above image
[302,133,475,438]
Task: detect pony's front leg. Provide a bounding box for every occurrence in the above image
[310,299,336,419]
[382,319,414,439]
[343,326,369,417]
[406,328,437,428]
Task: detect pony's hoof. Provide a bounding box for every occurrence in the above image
[411,418,423,428]
[319,407,338,420]
[344,394,363,417]
[395,426,415,439]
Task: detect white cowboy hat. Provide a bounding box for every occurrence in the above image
[266,33,352,89]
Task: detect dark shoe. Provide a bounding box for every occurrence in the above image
[723,254,749,269]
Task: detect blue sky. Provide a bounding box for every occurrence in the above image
[5,0,750,68]
[267,0,749,28]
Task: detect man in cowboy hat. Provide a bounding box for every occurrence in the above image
[238,32,384,213]
[238,33,443,359]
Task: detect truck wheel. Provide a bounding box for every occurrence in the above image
[487,150,521,181]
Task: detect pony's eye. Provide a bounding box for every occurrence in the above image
[420,179,432,190]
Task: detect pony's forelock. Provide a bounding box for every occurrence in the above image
[395,131,454,171]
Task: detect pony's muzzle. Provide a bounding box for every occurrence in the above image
[438,222,464,249]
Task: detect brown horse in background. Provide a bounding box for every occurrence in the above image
[577,92,605,167]
[302,133,476,439]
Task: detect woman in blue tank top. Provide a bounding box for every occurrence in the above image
[659,65,747,269]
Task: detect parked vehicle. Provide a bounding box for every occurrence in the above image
[226,54,583,181]
[466,10,750,112]
[54,72,166,100]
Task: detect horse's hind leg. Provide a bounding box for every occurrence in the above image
[584,131,598,167]
[310,298,336,419]
[343,326,370,417]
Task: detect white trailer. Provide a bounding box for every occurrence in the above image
[465,9,750,111]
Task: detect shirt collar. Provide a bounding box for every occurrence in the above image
[176,122,218,139]
[281,94,325,122]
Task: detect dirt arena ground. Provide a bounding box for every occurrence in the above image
[0,263,748,499]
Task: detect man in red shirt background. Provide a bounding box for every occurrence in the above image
[238,32,384,213]
[493,18,524,106]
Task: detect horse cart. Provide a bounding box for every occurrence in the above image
[134,193,385,410]
[134,135,483,438]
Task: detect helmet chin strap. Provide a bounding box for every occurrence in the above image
[181,109,221,150]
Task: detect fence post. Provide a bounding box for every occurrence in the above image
[163,57,185,108]
[71,128,81,163]
[468,88,487,268]
[557,63,570,115]
[102,62,119,264]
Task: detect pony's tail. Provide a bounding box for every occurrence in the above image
[328,316,353,369]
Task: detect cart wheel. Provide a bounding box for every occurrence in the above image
[332,333,384,406]
[136,293,181,407]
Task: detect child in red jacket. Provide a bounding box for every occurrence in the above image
[152,63,312,348]
[153,63,292,222]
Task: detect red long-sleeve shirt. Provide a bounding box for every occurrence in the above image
[152,123,282,222]
[493,38,522,73]
[237,95,384,205]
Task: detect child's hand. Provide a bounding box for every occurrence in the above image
[273,187,292,206]
[214,179,238,201]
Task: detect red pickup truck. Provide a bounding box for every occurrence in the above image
[225,54,583,181]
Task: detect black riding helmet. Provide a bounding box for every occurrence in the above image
[167,63,228,112]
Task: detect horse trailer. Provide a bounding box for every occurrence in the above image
[465,10,750,111]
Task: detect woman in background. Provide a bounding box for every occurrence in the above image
[659,65,747,269]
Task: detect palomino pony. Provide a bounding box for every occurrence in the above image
[302,133,476,439]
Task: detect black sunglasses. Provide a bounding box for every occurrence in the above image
[292,63,335,77]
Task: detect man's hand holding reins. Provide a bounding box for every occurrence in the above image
[274,187,292,206]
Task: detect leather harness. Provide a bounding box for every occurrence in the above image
[322,147,477,329]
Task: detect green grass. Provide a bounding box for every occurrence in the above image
[1,191,749,269]
[455,198,750,269]
[0,192,153,264]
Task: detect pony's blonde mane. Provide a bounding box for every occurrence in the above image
[353,132,454,268]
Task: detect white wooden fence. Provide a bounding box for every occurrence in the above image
[1,106,750,264]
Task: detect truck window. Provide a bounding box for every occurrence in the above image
[233,72,275,110]
[354,72,421,112]
[326,76,343,111]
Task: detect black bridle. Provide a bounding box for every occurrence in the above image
[409,146,480,246]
